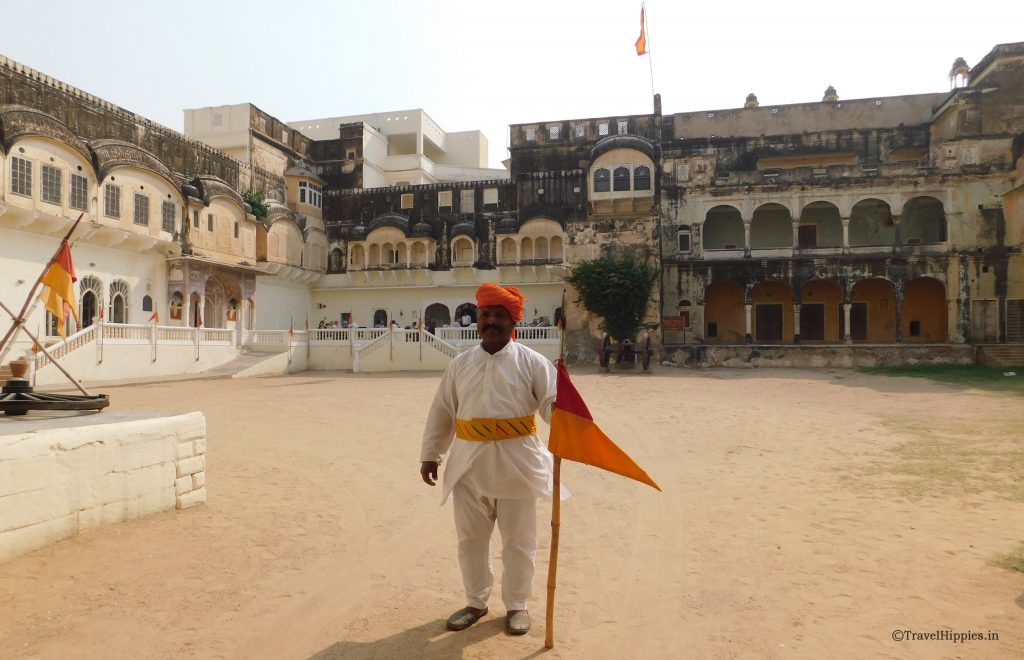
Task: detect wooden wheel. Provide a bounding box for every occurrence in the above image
[641,335,652,370]
[599,334,612,370]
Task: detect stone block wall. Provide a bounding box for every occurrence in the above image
[0,412,207,564]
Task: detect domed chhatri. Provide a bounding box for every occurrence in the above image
[744,93,759,109]
[949,57,970,88]
[822,85,838,103]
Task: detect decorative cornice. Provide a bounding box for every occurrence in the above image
[91,139,177,185]
[368,212,410,233]
[0,105,92,166]
[591,134,657,161]
[193,175,245,209]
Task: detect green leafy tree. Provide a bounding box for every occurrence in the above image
[566,254,658,342]
[242,189,270,220]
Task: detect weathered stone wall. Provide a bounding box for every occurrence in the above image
[0,412,207,563]
[662,344,975,368]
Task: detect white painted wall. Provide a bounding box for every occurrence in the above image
[33,335,238,387]
[254,277,313,330]
[0,227,169,359]
[0,411,207,563]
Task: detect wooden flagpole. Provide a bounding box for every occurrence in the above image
[0,213,84,359]
[545,289,569,649]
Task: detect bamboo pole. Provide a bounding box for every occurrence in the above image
[545,288,569,649]
[0,300,91,396]
[0,213,84,357]
[545,455,562,649]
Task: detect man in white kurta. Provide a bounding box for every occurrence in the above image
[420,284,557,635]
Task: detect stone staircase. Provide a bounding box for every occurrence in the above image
[199,350,280,378]
[978,344,1024,368]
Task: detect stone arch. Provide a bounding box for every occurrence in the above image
[424,302,450,332]
[849,198,894,247]
[500,237,517,263]
[798,201,843,248]
[750,203,792,249]
[108,280,130,324]
[751,280,793,342]
[850,278,896,342]
[79,275,104,327]
[799,279,843,342]
[902,196,946,244]
[703,281,745,343]
[329,247,344,272]
[204,277,227,329]
[703,205,744,250]
[521,237,534,261]
[452,236,475,265]
[903,277,948,342]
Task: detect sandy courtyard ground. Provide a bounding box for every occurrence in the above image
[0,367,1022,659]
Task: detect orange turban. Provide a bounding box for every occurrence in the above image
[476,283,527,323]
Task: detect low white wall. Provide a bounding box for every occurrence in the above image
[34,342,239,387]
[0,412,207,564]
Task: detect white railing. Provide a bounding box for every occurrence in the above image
[352,330,392,372]
[422,331,457,359]
[104,323,154,342]
[436,327,479,343]
[33,324,98,371]
[243,330,289,350]
[158,327,194,342]
[436,326,561,344]
[200,328,233,344]
[311,328,350,342]
[514,327,561,342]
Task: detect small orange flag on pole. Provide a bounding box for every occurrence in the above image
[549,360,660,489]
[148,309,160,324]
[40,240,79,337]
[635,6,648,56]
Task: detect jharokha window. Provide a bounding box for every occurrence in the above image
[613,167,631,191]
[11,156,32,197]
[634,165,651,190]
[593,168,611,193]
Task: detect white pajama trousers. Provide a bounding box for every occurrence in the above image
[452,481,537,611]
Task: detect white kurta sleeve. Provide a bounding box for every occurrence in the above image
[420,362,458,463]
[533,354,558,424]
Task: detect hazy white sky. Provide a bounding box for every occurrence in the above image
[3,0,1021,167]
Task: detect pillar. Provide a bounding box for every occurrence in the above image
[843,303,852,344]
[743,222,752,257]
[892,214,902,255]
[184,293,192,329]
[744,303,753,343]
[793,303,801,344]
[792,221,801,251]
[894,280,904,343]
[841,217,850,254]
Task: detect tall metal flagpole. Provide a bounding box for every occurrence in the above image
[545,289,568,649]
[644,2,656,104]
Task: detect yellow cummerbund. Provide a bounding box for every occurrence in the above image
[455,415,537,441]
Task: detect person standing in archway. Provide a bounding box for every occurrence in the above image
[420,283,559,636]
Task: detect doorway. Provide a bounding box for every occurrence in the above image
[755,304,783,342]
[847,302,868,341]
[800,304,825,341]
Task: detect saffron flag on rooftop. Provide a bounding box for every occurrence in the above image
[149,309,160,324]
[548,359,660,490]
[39,240,79,337]
[635,7,648,56]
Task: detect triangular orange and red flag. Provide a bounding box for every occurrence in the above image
[148,309,160,324]
[635,7,648,56]
[548,359,660,490]
[40,240,79,337]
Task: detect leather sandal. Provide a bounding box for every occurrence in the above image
[505,610,531,635]
[446,606,488,631]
